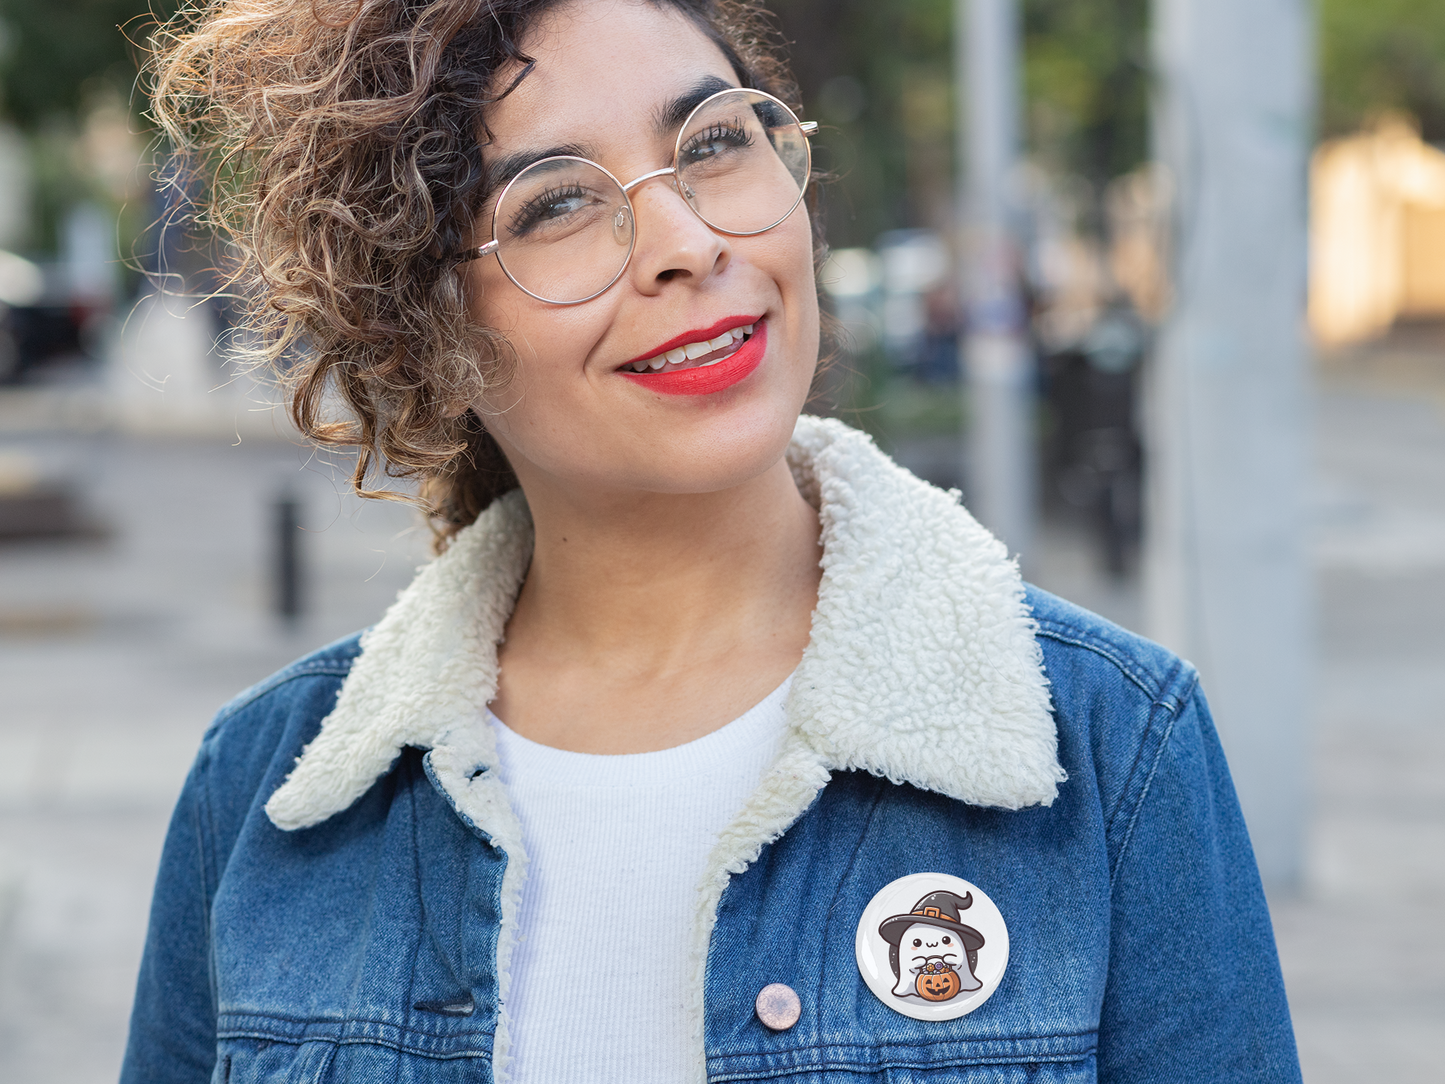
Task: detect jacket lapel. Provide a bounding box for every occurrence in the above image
[786,416,1062,808]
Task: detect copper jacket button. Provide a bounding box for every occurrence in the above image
[754,983,801,1031]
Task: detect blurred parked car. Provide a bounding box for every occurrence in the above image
[0,248,105,385]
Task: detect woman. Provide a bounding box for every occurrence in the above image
[124,1,1301,1081]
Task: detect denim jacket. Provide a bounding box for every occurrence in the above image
[122,417,1300,1083]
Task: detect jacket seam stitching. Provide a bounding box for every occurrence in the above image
[216,1011,496,1041]
[709,1046,1095,1060]
[705,1059,1091,1084]
[404,759,426,1045]
[1098,654,1195,835]
[708,1028,1099,1051]
[705,1036,1097,1070]
[1106,701,1182,889]
[214,1030,494,1058]
[315,1037,338,1080]
[211,664,355,726]
[195,741,222,1021]
[1033,621,1166,701]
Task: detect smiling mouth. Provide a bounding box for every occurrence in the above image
[621,323,756,375]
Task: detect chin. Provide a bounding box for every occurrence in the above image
[625,401,803,496]
[607,325,816,495]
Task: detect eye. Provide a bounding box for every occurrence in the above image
[679,120,754,167]
[505,181,618,241]
[942,936,952,944]
[507,185,599,237]
[911,938,922,948]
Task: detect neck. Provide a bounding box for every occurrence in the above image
[516,456,819,658]
[489,456,822,751]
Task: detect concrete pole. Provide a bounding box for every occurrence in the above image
[955,0,1034,558]
[1147,0,1314,889]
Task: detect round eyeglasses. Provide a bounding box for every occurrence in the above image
[457,88,816,305]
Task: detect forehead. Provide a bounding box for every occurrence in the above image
[483,0,739,153]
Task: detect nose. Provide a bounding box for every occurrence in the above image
[624,172,729,293]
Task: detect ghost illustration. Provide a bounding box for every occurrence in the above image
[877,890,987,1002]
[889,921,983,998]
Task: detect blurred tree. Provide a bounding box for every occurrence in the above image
[0,1,176,128]
[0,1,175,261]
[1022,0,1149,210]
[1320,0,1445,142]
[770,0,1150,248]
[770,0,954,249]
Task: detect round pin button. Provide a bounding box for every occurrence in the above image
[854,871,1009,1021]
[754,983,801,1031]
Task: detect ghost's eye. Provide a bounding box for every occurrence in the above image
[942,935,952,944]
[912,938,922,948]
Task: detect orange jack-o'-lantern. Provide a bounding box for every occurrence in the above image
[915,966,962,1001]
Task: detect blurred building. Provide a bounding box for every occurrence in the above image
[1310,118,1445,345]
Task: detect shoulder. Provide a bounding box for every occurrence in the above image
[211,632,365,730]
[1024,583,1197,708]
[1022,585,1212,865]
[190,633,366,846]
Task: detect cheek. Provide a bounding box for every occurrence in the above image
[737,206,815,296]
[776,218,822,356]
[736,223,819,395]
[772,212,819,300]
[466,265,548,355]
[464,269,618,409]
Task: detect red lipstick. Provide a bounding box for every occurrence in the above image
[621,315,760,369]
[619,320,766,397]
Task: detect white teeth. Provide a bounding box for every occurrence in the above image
[629,323,757,374]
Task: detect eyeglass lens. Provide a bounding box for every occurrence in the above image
[492,158,635,305]
[491,89,809,304]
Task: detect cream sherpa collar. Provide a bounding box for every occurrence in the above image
[266,414,1063,833]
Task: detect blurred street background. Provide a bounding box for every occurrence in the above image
[1,0,1443,1080]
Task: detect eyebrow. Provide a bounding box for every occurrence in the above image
[480,75,740,201]
[651,74,737,133]
[483,141,592,202]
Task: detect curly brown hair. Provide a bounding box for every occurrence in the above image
[148,0,822,547]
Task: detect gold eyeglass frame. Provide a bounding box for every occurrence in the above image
[455,87,817,305]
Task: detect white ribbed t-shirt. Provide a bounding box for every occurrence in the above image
[488,675,792,1084]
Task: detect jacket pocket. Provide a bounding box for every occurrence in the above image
[857,1057,1095,1082]
[213,1039,336,1084]
[706,1041,1098,1082]
[215,1035,494,1084]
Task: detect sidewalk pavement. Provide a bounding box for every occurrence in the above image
[1265,334,1445,1083]
[0,426,430,1081]
[2,343,1442,1081]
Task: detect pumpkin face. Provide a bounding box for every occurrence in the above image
[915,967,962,1002]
